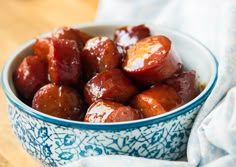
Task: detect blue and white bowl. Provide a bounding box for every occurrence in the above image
[1,23,217,167]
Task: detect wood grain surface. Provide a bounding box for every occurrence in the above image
[0,0,98,166]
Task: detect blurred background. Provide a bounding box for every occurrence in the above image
[0,0,98,70]
[0,1,98,166]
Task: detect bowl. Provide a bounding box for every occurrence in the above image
[1,23,217,166]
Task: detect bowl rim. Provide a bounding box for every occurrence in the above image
[1,22,218,130]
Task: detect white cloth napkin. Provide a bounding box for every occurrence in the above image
[65,0,236,166]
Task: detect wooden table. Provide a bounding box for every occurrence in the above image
[0,1,98,166]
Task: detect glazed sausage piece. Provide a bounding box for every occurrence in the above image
[14,55,49,100]
[74,29,94,45]
[114,24,151,50]
[48,38,81,86]
[81,36,122,80]
[84,99,141,123]
[52,27,92,51]
[165,70,200,103]
[32,83,86,121]
[33,37,51,61]
[130,84,183,118]
[122,35,182,87]
[84,69,139,105]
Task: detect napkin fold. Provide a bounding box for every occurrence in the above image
[65,0,236,166]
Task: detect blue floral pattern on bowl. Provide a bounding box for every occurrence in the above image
[7,100,200,166]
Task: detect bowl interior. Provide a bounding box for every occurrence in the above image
[2,23,218,129]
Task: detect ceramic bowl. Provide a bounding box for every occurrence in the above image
[1,23,217,166]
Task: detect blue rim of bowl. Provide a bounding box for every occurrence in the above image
[1,23,218,131]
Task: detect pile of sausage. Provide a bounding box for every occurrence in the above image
[13,24,200,123]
